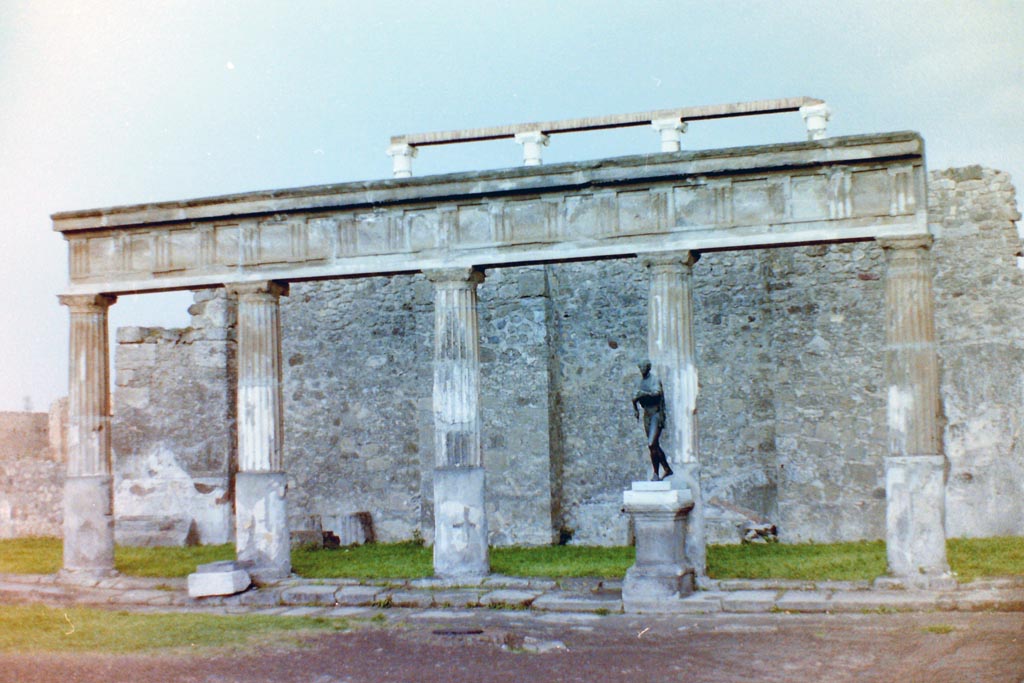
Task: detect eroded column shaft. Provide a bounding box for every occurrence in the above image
[228,281,290,580]
[881,236,948,578]
[644,252,705,577]
[427,268,489,578]
[59,293,117,576]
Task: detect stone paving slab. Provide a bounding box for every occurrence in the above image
[532,592,622,613]
[3,574,1024,616]
[334,585,384,606]
[828,591,940,613]
[774,590,831,613]
[431,589,485,608]
[389,590,436,608]
[954,589,1024,612]
[278,606,327,617]
[721,590,779,613]
[479,589,541,608]
[672,592,725,614]
[279,584,340,606]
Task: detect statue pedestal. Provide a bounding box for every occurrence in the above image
[622,480,695,613]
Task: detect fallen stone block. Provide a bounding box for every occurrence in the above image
[187,561,251,598]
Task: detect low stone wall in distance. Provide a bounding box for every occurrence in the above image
[0,409,63,538]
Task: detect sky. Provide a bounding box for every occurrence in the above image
[0,1,1021,412]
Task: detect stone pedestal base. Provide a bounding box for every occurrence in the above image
[235,472,291,581]
[62,475,116,577]
[622,481,695,612]
[885,455,949,579]
[433,466,489,579]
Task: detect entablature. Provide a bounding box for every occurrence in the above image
[54,131,928,295]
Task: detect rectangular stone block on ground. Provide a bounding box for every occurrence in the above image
[187,564,251,598]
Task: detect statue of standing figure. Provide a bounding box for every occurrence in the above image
[632,360,673,481]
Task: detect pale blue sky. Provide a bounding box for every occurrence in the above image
[1,1,1021,411]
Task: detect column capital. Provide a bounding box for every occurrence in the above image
[514,131,550,166]
[641,251,700,272]
[800,102,831,141]
[651,117,688,153]
[58,293,117,311]
[226,281,289,299]
[386,142,418,178]
[877,235,933,253]
[424,267,485,286]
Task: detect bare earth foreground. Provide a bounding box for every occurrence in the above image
[0,610,1021,683]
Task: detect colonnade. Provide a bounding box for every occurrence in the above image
[59,237,948,581]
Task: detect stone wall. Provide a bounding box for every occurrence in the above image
[111,290,236,545]
[23,164,1013,547]
[931,167,1024,537]
[0,410,63,537]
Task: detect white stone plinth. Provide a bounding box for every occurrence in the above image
[623,481,693,508]
[885,455,948,578]
[622,479,695,611]
[188,561,251,598]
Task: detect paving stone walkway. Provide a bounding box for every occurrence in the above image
[1,572,1023,616]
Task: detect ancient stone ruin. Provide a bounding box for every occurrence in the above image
[23,98,1022,593]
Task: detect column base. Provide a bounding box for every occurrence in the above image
[885,455,949,578]
[622,482,695,612]
[62,475,116,576]
[235,472,291,581]
[433,466,489,579]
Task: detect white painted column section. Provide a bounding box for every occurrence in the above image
[227,281,291,580]
[58,293,117,577]
[426,267,489,578]
[514,131,550,166]
[386,142,418,178]
[651,118,688,153]
[800,102,831,141]
[643,251,705,577]
[880,236,949,581]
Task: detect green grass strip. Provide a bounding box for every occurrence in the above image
[491,544,634,578]
[0,604,346,653]
[707,540,887,581]
[293,540,432,579]
[1,536,1022,582]
[947,536,1024,582]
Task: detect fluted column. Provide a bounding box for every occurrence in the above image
[880,236,948,579]
[426,267,489,578]
[227,281,290,580]
[643,251,705,577]
[59,293,117,577]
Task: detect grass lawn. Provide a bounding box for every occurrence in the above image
[2,536,1022,582]
[707,540,887,581]
[0,604,347,653]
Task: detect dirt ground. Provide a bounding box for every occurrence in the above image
[1,609,1021,683]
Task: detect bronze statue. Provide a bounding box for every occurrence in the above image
[632,360,673,481]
